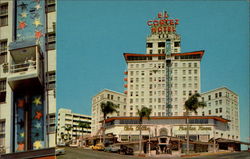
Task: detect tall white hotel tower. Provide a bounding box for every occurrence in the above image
[124,11,204,117]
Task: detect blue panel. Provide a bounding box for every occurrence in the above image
[15,0,46,53]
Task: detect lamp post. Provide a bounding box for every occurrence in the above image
[148,128,151,156]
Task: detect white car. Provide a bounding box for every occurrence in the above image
[56,148,65,156]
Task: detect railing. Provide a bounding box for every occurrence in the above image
[10,61,36,73]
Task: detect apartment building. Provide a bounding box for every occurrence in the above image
[199,87,240,140]
[91,89,126,136]
[123,11,203,117]
[57,108,91,143]
[0,0,56,154]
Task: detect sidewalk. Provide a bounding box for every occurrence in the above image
[180,150,232,158]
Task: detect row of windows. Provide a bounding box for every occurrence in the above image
[173,62,198,68]
[173,69,198,75]
[146,41,180,48]
[173,76,198,81]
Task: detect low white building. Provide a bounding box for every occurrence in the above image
[104,116,229,143]
[199,87,240,140]
[57,108,91,144]
[91,89,126,136]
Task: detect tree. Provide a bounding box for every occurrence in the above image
[62,125,72,144]
[184,93,206,154]
[137,107,152,155]
[78,121,91,142]
[100,101,118,145]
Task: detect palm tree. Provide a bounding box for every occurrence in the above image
[78,121,91,141]
[100,101,118,145]
[137,107,152,155]
[62,125,72,144]
[184,93,206,154]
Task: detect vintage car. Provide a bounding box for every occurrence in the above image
[92,143,105,151]
[104,145,120,153]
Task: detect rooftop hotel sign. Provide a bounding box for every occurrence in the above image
[147,11,179,33]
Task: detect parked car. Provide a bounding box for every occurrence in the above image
[92,143,105,151]
[56,148,65,156]
[104,145,120,153]
[119,145,133,155]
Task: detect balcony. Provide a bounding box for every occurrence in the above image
[124,84,128,88]
[124,71,128,75]
[124,78,127,81]
[8,39,44,90]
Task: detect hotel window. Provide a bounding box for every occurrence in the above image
[218,99,222,105]
[188,83,192,88]
[182,76,186,81]
[46,32,56,50]
[141,91,144,96]
[130,106,133,110]
[202,112,204,116]
[130,64,134,68]
[117,96,120,101]
[188,63,191,67]
[215,101,218,105]
[130,99,133,103]
[46,0,56,13]
[219,92,222,97]
[219,108,222,113]
[182,84,186,88]
[0,3,8,27]
[0,79,6,103]
[188,91,192,96]
[208,95,211,100]
[146,42,153,48]
[174,63,178,67]
[209,110,211,115]
[130,78,133,83]
[182,63,186,67]
[194,83,198,88]
[174,41,180,47]
[130,113,133,117]
[158,42,165,47]
[182,70,186,75]
[141,98,144,103]
[174,70,178,75]
[123,105,126,109]
[188,70,192,74]
[183,91,186,96]
[141,84,144,89]
[188,76,192,81]
[215,93,218,98]
[136,64,139,68]
[149,50,153,54]
[130,71,134,76]
[0,120,5,146]
[215,108,218,113]
[47,71,56,91]
[48,114,56,133]
[136,78,139,82]
[141,64,145,68]
[194,63,197,67]
[0,39,7,53]
[141,77,144,83]
[194,69,198,74]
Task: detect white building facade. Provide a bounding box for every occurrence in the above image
[0,0,56,153]
[91,89,126,136]
[199,87,240,140]
[124,11,203,117]
[57,108,91,143]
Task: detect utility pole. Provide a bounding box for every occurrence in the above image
[148,129,151,156]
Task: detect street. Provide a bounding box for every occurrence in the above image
[57,147,250,159]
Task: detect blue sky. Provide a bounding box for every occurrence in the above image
[57,1,249,144]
